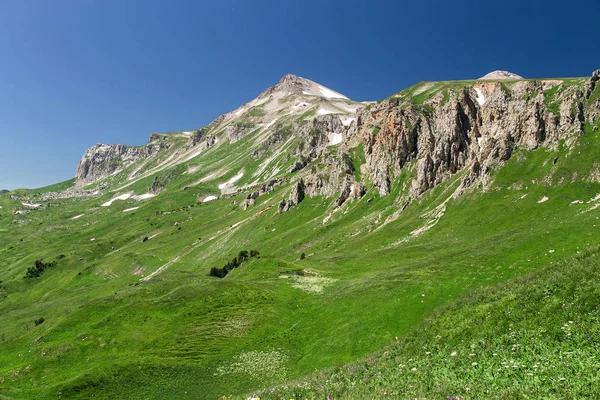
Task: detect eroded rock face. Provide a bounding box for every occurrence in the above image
[278,178,305,213]
[356,73,597,198]
[226,123,256,143]
[75,144,157,184]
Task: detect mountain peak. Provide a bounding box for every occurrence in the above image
[478,70,523,80]
[259,74,350,100]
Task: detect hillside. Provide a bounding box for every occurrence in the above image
[1,69,600,399]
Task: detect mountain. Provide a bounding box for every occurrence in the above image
[478,70,524,80]
[1,69,600,399]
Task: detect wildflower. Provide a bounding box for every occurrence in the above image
[426,351,431,355]
[466,387,471,392]
[411,367,417,371]
[472,362,478,366]
[560,378,566,381]
[451,351,457,356]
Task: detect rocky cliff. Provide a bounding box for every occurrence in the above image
[73,70,600,210]
[355,70,600,198]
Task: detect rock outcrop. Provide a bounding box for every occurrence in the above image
[356,71,599,198]
[278,178,305,213]
[75,143,159,185]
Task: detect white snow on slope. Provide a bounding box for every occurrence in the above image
[317,108,337,116]
[135,193,156,200]
[328,132,343,146]
[474,88,485,105]
[123,207,139,213]
[203,195,218,203]
[218,171,244,190]
[101,193,155,207]
[102,193,132,207]
[22,202,41,208]
[265,119,278,129]
[71,214,84,220]
[318,85,349,100]
[235,108,246,116]
[341,116,356,126]
[538,196,549,203]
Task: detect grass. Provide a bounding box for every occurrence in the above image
[256,247,600,399]
[0,76,599,399]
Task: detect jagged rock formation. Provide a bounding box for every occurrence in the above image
[75,143,159,185]
[356,70,600,197]
[73,70,600,211]
[479,70,523,80]
[278,178,305,213]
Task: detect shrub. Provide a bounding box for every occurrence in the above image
[24,259,57,279]
[208,249,260,278]
[34,317,45,326]
[300,252,306,260]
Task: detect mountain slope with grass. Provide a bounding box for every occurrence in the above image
[1,70,600,399]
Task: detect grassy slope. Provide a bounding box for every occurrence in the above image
[257,247,600,399]
[1,81,599,399]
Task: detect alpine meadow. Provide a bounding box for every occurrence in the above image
[2,69,600,400]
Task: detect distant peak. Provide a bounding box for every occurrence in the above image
[478,70,523,80]
[278,73,303,83]
[258,73,349,100]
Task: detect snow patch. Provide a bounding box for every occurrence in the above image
[235,108,246,116]
[587,194,600,203]
[102,193,132,207]
[203,195,218,203]
[520,194,528,200]
[71,214,84,220]
[474,88,485,105]
[328,132,343,146]
[317,108,337,116]
[123,207,139,213]
[537,196,549,203]
[22,202,41,208]
[340,116,356,126]
[101,192,155,207]
[218,171,244,190]
[265,119,277,129]
[571,200,584,204]
[134,193,155,200]
[318,85,349,100]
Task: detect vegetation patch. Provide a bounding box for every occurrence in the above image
[24,259,57,279]
[208,250,260,278]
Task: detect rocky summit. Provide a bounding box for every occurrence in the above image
[74,69,600,208]
[2,69,600,399]
[478,70,524,80]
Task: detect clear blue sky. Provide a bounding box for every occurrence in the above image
[1,0,599,190]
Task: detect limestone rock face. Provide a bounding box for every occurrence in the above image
[226,123,256,143]
[278,178,306,213]
[75,143,158,185]
[356,71,598,198]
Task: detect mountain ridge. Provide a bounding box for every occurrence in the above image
[2,68,600,399]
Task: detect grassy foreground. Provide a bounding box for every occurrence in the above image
[254,248,600,399]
